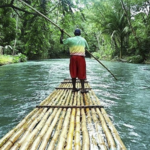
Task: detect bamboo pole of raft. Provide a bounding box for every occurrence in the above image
[30,94,67,149]
[9,111,45,150]
[84,94,107,150]
[47,91,72,149]
[47,109,66,150]
[80,92,90,150]
[74,92,81,150]
[0,91,58,150]
[86,92,116,150]
[8,90,61,150]
[101,109,127,150]
[9,91,60,147]
[1,109,44,150]
[65,92,77,150]
[90,94,116,150]
[89,92,116,150]
[81,82,126,149]
[55,91,74,150]
[91,90,127,150]
[8,90,63,150]
[36,89,70,150]
[18,90,65,150]
[81,94,99,149]
[0,80,127,149]
[87,92,108,149]
[0,91,56,149]
[0,109,36,148]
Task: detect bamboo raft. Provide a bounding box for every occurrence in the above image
[0,79,126,150]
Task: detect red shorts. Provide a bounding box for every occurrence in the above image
[69,55,86,80]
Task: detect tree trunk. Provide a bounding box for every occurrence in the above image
[13,14,19,55]
[120,32,124,59]
[120,0,146,61]
[120,0,140,46]
[0,46,3,55]
[94,31,101,51]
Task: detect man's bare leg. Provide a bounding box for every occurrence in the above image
[72,78,79,92]
[72,78,76,90]
[80,79,84,91]
[80,79,89,93]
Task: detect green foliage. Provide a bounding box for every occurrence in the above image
[0,0,150,63]
[18,53,28,62]
[0,8,16,46]
[0,53,27,65]
[12,53,27,63]
[0,55,13,65]
[127,55,143,63]
[92,52,101,59]
[13,55,20,63]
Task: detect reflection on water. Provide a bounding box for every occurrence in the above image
[0,59,150,149]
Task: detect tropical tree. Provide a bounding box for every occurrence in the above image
[88,0,129,59]
[0,1,16,53]
[0,0,150,62]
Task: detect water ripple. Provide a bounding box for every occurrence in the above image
[0,59,150,150]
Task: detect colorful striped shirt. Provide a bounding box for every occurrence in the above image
[63,36,89,56]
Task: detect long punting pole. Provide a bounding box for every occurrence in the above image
[18,0,117,80]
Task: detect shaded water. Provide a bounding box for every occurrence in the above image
[0,59,150,149]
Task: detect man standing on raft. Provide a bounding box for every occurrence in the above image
[60,28,89,93]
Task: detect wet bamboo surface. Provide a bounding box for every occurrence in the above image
[0,79,126,150]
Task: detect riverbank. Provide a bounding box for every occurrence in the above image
[1,53,150,66]
[97,54,150,64]
[112,56,150,64]
[0,54,27,66]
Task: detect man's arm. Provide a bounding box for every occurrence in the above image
[60,30,64,44]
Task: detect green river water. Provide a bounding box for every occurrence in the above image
[0,58,150,149]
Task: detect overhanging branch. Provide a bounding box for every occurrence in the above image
[0,4,12,8]
[0,3,37,15]
[12,5,36,15]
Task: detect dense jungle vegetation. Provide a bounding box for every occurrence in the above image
[0,0,150,63]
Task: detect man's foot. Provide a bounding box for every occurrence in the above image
[81,89,89,93]
[72,88,80,92]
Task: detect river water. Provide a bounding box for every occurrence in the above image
[0,58,150,149]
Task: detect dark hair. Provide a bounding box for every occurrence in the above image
[74,29,81,36]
